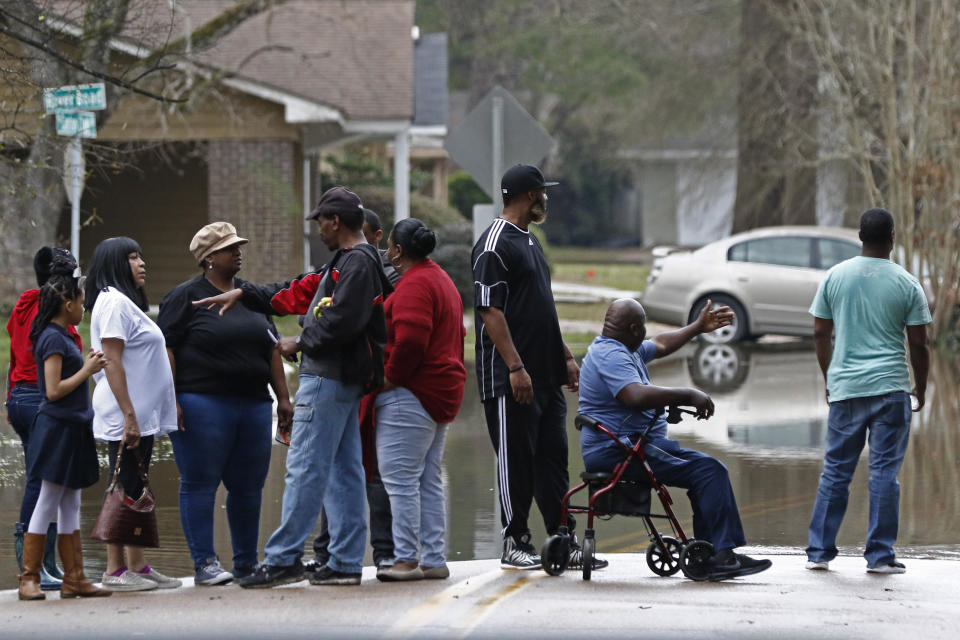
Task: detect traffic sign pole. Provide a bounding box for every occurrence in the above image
[492,96,503,214]
[443,86,555,241]
[45,82,103,262]
[64,137,84,260]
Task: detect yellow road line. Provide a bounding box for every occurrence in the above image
[452,573,545,638]
[384,568,504,638]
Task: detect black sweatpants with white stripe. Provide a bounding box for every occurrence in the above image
[483,386,576,540]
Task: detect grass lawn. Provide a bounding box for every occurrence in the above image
[552,262,650,293]
[554,301,610,322]
[549,245,651,265]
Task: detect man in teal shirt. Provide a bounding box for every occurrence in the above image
[806,208,930,574]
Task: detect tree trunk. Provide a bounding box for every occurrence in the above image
[0,0,287,307]
[733,0,818,232]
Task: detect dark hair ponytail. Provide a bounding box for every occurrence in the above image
[29,251,83,344]
[390,218,437,260]
[33,247,54,287]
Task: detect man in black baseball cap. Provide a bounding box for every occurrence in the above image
[498,164,558,225]
[471,164,606,572]
[306,186,364,223]
[500,164,559,200]
[193,184,393,588]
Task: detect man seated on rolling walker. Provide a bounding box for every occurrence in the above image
[577,297,772,581]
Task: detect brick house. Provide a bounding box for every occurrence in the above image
[6,1,447,297]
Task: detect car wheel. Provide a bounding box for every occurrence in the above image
[688,343,749,392]
[691,295,748,344]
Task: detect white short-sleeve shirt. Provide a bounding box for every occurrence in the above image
[90,287,178,440]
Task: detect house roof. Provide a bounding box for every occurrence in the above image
[53,0,415,122]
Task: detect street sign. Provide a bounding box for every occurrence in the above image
[43,83,107,114]
[444,86,555,200]
[55,111,97,138]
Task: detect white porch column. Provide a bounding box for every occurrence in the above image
[303,155,313,271]
[394,127,410,221]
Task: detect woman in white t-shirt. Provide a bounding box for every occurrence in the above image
[84,237,181,592]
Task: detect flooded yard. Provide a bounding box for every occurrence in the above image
[2,343,958,588]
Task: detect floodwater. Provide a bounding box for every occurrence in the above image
[2,343,958,588]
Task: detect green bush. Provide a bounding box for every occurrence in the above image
[355,185,466,230]
[354,186,474,306]
[448,171,491,218]
[432,221,474,307]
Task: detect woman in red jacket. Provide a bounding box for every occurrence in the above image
[6,247,82,591]
[375,219,466,582]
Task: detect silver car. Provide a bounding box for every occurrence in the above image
[641,226,861,343]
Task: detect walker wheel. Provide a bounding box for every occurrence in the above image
[582,536,595,581]
[541,535,570,576]
[680,540,715,581]
[645,536,683,576]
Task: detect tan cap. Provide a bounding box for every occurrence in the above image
[190,221,248,265]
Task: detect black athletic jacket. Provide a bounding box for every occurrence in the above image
[238,243,392,390]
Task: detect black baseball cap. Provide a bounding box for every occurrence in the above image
[500,164,558,198]
[307,186,364,220]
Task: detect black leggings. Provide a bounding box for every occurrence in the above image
[107,435,155,500]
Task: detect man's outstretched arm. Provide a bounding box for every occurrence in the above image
[652,299,734,358]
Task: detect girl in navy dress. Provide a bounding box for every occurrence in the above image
[19,253,111,601]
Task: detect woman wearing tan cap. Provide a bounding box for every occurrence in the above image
[157,222,293,586]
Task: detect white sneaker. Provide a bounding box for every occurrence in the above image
[867,562,906,574]
[500,534,541,570]
[101,570,159,591]
[805,560,829,571]
[137,566,183,589]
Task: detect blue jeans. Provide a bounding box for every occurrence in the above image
[7,383,43,525]
[263,374,366,574]
[807,392,912,567]
[170,393,272,570]
[375,388,449,567]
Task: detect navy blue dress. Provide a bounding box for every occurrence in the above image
[26,324,99,489]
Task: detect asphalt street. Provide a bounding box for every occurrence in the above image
[2,552,957,639]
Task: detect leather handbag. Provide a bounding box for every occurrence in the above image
[90,447,159,548]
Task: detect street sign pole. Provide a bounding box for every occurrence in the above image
[46,82,105,262]
[64,137,85,260]
[491,96,504,214]
[443,86,556,242]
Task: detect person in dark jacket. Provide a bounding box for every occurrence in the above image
[194,186,392,588]
[308,208,398,573]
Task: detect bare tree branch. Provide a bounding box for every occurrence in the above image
[137,0,289,70]
[0,15,187,103]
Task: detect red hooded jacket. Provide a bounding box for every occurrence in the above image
[5,288,83,405]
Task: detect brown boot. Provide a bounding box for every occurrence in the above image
[59,531,112,598]
[18,533,46,600]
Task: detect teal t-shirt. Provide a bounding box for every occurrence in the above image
[809,256,931,402]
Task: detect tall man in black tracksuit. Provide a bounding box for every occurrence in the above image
[472,164,606,571]
[195,187,392,587]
